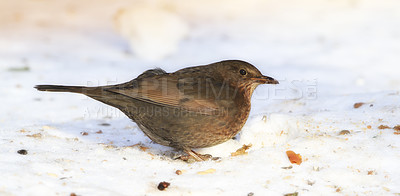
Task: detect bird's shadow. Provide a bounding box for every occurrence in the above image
[47,117,177,159]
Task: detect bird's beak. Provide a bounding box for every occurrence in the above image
[250,76,279,84]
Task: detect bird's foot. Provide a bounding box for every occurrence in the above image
[175,149,220,163]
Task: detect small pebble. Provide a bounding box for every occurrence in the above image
[338,130,350,135]
[175,170,182,175]
[17,149,28,155]
[80,132,89,136]
[157,181,170,191]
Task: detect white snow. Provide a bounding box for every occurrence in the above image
[1,0,400,195]
[114,4,189,60]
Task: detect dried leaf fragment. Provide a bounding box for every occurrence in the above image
[128,143,149,151]
[378,125,390,129]
[139,146,149,151]
[367,170,376,175]
[27,133,42,138]
[284,192,298,196]
[353,102,365,108]
[338,130,350,135]
[286,150,302,165]
[231,144,252,156]
[8,66,30,72]
[281,165,293,169]
[197,168,216,175]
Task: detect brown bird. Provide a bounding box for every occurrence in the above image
[35,60,278,161]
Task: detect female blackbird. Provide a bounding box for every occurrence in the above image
[35,60,278,161]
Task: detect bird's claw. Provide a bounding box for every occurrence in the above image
[174,149,219,163]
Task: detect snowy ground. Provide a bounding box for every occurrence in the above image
[1,0,400,195]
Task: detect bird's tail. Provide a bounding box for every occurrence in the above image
[35,84,134,116]
[35,85,90,94]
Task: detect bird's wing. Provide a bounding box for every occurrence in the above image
[105,76,220,115]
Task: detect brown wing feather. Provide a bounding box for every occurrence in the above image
[106,76,219,115]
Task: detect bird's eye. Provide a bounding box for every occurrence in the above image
[239,69,247,75]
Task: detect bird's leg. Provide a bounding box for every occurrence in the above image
[184,149,205,161]
[175,148,214,162]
